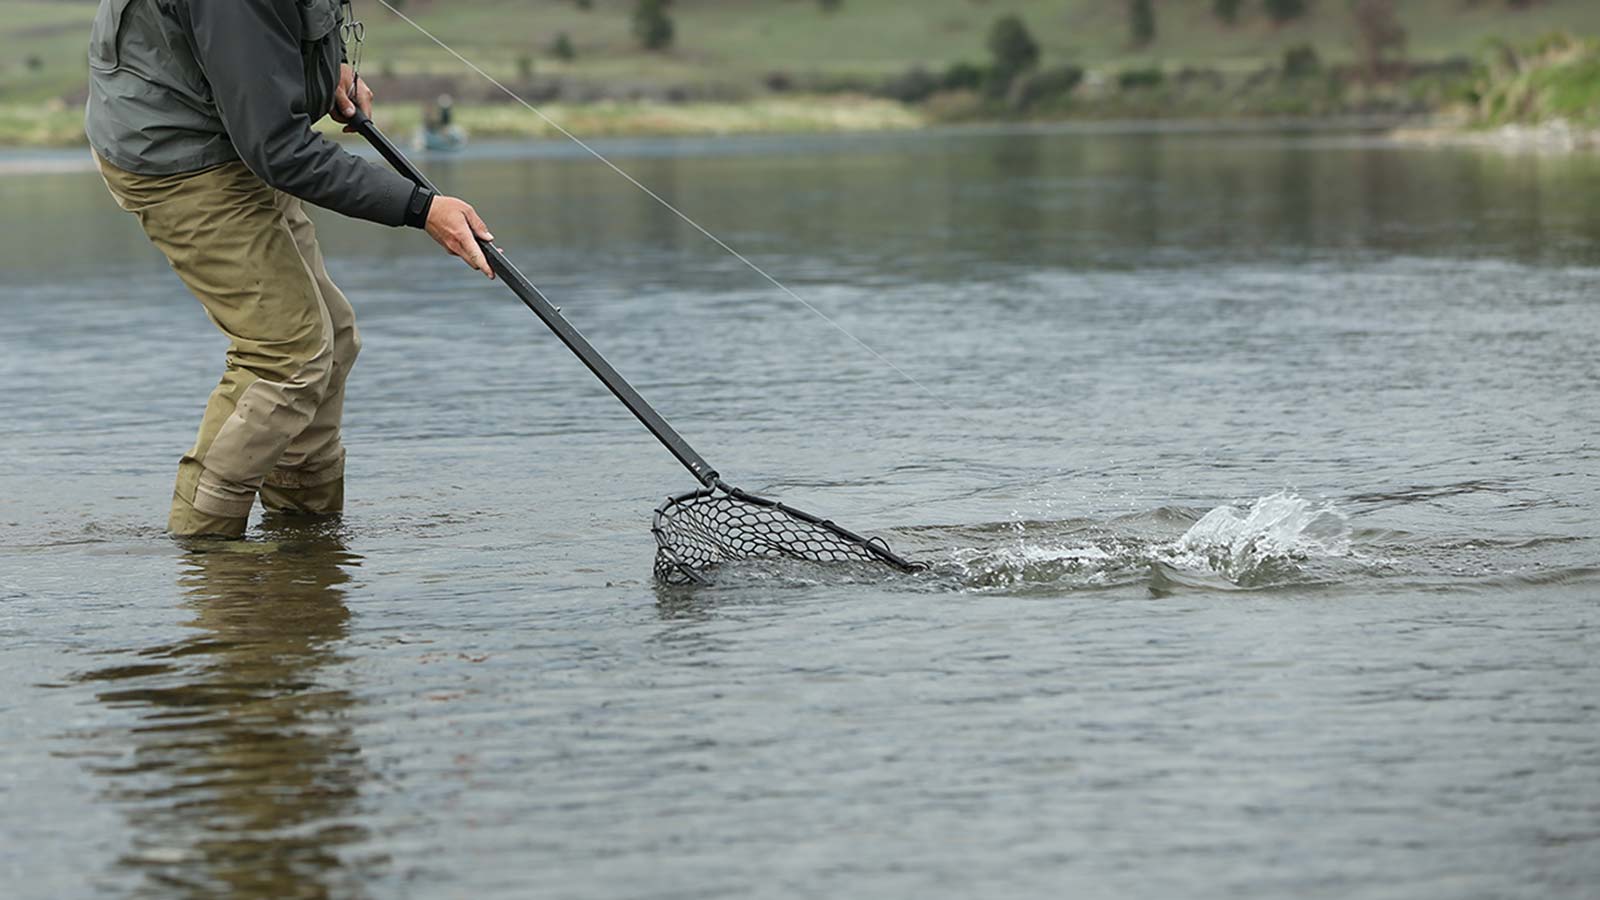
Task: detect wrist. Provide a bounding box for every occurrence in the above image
[403,185,436,229]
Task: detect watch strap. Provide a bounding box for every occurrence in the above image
[403,185,436,229]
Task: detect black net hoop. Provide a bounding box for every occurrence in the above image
[652,483,923,585]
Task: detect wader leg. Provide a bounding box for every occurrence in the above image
[96,156,337,538]
[260,193,360,517]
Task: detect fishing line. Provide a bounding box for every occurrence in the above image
[367,0,944,404]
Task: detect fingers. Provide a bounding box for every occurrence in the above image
[340,83,369,132]
[465,207,494,242]
[453,213,493,279]
[332,63,358,121]
[426,197,497,280]
[331,87,356,122]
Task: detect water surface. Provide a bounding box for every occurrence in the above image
[2,124,1597,898]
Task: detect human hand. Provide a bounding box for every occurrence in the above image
[331,63,374,132]
[426,196,496,279]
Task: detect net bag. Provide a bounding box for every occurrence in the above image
[653,483,923,585]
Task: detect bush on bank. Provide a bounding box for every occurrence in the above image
[1470,33,1600,127]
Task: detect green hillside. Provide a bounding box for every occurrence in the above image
[285,0,1600,83]
[9,0,1600,100]
[4,0,1600,144]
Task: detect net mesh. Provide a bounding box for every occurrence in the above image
[652,486,916,584]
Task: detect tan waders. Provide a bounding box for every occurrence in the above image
[96,155,361,538]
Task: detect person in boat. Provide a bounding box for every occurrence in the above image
[432,93,455,130]
[420,93,465,151]
[84,0,496,539]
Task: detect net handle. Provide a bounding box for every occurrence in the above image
[351,111,720,487]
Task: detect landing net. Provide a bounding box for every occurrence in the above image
[653,484,923,585]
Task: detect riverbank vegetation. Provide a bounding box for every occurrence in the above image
[4,0,1598,147]
[1470,32,1600,128]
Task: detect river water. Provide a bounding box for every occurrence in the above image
[2,124,1597,898]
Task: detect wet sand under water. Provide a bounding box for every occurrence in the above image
[2,125,1598,898]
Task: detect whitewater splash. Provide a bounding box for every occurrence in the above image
[943,491,1352,592]
[1154,491,1352,589]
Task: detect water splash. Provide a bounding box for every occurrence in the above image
[680,492,1356,593]
[947,537,1142,591]
[935,491,1352,592]
[1157,491,1351,588]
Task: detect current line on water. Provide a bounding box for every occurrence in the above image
[370,0,945,405]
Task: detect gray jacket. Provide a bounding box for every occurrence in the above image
[85,0,417,227]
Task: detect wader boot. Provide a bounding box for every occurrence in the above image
[260,475,345,517]
[97,155,362,538]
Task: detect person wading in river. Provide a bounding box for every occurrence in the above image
[85,0,495,538]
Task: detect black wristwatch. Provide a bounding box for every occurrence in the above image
[403,185,436,229]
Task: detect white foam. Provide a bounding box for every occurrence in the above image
[1165,490,1350,583]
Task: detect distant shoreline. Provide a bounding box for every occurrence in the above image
[0,151,95,176]
[4,110,1594,179]
[0,95,926,156]
[1390,118,1600,152]
[0,113,1404,178]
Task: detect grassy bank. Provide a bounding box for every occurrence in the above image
[314,95,923,141]
[0,95,921,150]
[1471,33,1600,128]
[6,1,1599,147]
[12,0,1597,102]
[0,101,84,148]
[1389,33,1600,148]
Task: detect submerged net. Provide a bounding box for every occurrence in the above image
[652,484,922,585]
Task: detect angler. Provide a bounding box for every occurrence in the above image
[84,0,494,538]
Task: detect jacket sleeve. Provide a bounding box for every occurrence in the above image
[189,0,416,226]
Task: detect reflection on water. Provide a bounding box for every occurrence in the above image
[11,126,1600,288]
[72,522,369,898]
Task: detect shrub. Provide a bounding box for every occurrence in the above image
[942,61,987,92]
[1214,0,1243,24]
[550,33,577,61]
[1282,43,1320,78]
[633,0,674,52]
[987,15,1041,87]
[1264,0,1308,25]
[1129,0,1156,48]
[1118,66,1166,90]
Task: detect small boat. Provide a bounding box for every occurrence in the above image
[412,125,468,153]
[413,94,467,153]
